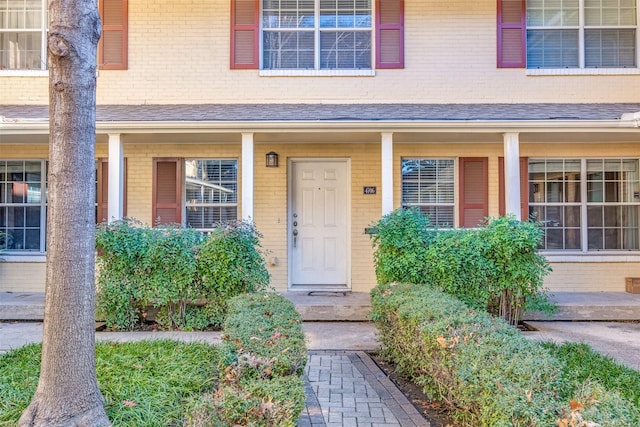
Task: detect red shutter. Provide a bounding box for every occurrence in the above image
[498,157,528,219]
[231,0,259,69]
[460,158,488,228]
[498,157,505,216]
[98,0,128,70]
[153,158,182,225]
[519,157,529,220]
[376,0,404,69]
[97,158,128,223]
[497,0,525,68]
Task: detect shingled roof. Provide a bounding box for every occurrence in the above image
[2,103,640,123]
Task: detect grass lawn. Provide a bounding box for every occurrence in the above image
[0,340,219,426]
[544,341,640,408]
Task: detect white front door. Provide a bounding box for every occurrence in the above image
[289,159,350,290]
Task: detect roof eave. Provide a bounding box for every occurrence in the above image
[0,118,638,135]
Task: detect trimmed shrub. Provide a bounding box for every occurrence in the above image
[186,292,307,426]
[370,282,640,426]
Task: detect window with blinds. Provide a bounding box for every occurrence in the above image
[262,0,372,70]
[0,0,46,70]
[526,0,637,68]
[401,159,455,228]
[0,0,127,71]
[184,160,238,231]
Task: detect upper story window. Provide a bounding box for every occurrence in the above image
[231,0,403,70]
[529,158,640,251]
[526,0,638,68]
[0,0,47,70]
[0,160,47,252]
[262,0,372,70]
[0,0,128,72]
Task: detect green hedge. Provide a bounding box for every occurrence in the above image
[95,219,271,330]
[370,209,554,324]
[185,292,307,426]
[370,282,640,426]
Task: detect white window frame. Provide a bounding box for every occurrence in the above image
[526,0,639,70]
[260,0,373,72]
[400,158,456,228]
[0,159,47,254]
[0,0,48,74]
[529,157,640,253]
[183,159,238,232]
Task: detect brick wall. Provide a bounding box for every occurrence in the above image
[1,0,638,104]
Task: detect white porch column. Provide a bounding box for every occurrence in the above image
[381,132,394,216]
[107,133,124,222]
[241,132,254,221]
[503,132,521,220]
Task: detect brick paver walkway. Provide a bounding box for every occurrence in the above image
[297,351,430,427]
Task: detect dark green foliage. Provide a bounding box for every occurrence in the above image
[369,207,436,285]
[95,218,270,330]
[370,209,554,324]
[370,283,640,426]
[197,220,271,298]
[186,292,307,426]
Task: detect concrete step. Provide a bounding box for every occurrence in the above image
[282,291,372,321]
[0,291,373,322]
[0,292,46,320]
[4,291,640,322]
[522,291,640,321]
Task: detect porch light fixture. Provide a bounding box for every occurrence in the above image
[266,152,279,167]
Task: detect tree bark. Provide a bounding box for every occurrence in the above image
[19,1,109,426]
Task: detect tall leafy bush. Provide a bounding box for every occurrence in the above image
[369,207,435,284]
[370,209,553,324]
[96,219,270,330]
[196,220,270,298]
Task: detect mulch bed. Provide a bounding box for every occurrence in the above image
[368,353,456,427]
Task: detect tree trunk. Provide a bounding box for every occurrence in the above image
[19,1,109,426]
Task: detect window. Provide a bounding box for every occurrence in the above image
[0,0,47,70]
[262,0,372,70]
[401,158,455,227]
[184,160,238,231]
[231,0,403,69]
[0,0,128,71]
[526,0,637,68]
[529,158,640,251]
[0,160,47,252]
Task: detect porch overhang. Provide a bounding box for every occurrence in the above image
[2,103,640,137]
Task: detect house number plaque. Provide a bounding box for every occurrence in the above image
[363,186,377,195]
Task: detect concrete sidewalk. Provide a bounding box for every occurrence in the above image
[0,322,380,354]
